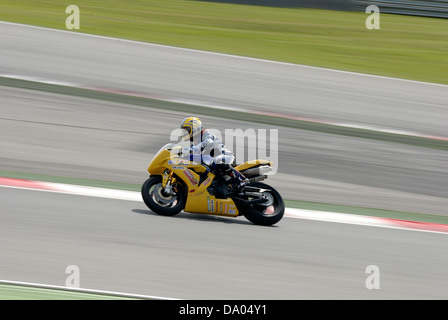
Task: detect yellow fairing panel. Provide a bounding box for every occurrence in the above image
[184,173,239,217]
[235,159,272,172]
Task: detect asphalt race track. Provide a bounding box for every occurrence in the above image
[2,187,448,299]
[2,85,447,215]
[1,22,448,299]
[1,22,448,137]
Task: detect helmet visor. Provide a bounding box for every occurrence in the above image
[180,126,191,140]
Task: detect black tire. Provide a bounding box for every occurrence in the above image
[240,182,285,226]
[141,176,186,216]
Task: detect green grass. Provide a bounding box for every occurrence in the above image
[0,0,447,84]
[0,283,141,300]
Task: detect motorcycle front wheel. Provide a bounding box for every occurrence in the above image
[141,176,186,216]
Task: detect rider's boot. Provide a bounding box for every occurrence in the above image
[223,167,249,193]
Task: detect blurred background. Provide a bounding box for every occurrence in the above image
[1,0,448,300]
[200,0,448,18]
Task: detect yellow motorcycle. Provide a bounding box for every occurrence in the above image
[141,143,284,226]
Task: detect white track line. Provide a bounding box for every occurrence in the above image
[2,21,448,141]
[1,177,448,234]
[1,20,447,88]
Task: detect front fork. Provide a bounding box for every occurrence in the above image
[162,170,177,195]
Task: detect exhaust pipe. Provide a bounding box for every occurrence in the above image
[243,165,271,177]
[249,175,267,183]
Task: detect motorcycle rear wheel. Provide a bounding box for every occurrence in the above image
[141,176,186,216]
[240,182,285,226]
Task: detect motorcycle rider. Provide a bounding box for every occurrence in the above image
[178,116,249,193]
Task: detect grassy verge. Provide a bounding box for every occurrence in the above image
[0,283,142,300]
[2,170,448,225]
[0,0,447,84]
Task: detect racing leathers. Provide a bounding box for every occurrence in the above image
[181,129,249,192]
